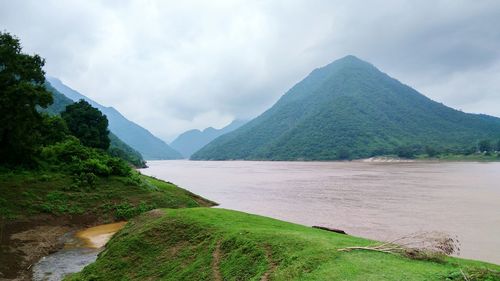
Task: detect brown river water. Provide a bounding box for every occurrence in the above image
[141,160,500,265]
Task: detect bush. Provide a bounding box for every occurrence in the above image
[40,137,132,177]
[396,146,415,159]
[114,202,156,220]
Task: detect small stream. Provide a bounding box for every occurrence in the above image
[32,222,126,281]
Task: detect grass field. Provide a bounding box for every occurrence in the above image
[66,208,500,281]
[0,171,214,221]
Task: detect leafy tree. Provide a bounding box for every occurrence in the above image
[61,100,110,150]
[38,115,70,146]
[396,146,415,159]
[424,146,438,157]
[336,148,351,160]
[0,32,53,165]
[496,140,500,152]
[478,140,492,153]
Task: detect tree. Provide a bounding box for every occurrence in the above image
[396,146,415,159]
[0,32,53,165]
[61,100,110,150]
[38,114,70,146]
[478,140,492,153]
[337,148,351,160]
[496,140,500,152]
[424,146,438,157]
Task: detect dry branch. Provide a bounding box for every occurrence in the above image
[338,231,460,261]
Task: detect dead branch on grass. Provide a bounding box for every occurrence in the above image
[338,232,460,261]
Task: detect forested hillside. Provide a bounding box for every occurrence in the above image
[192,56,500,160]
[42,83,146,167]
[47,77,182,160]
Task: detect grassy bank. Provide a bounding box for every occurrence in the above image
[0,171,214,221]
[67,208,499,281]
[0,171,214,280]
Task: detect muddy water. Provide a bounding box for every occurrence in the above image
[32,222,126,281]
[141,160,500,264]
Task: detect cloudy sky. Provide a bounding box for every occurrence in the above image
[1,0,500,141]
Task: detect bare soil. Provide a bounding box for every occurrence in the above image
[0,214,114,281]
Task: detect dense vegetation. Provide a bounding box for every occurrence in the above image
[0,31,201,216]
[192,56,500,160]
[47,77,183,160]
[0,172,213,221]
[0,31,213,280]
[171,119,246,158]
[43,84,146,167]
[0,32,53,166]
[66,208,500,281]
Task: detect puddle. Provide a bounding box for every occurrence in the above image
[32,222,126,281]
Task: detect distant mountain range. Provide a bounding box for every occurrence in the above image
[47,77,182,160]
[170,120,246,158]
[192,55,500,160]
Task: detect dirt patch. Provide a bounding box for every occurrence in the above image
[260,245,277,281]
[145,208,166,218]
[212,240,222,281]
[0,213,113,281]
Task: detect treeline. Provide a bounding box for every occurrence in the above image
[392,141,500,159]
[0,31,138,182]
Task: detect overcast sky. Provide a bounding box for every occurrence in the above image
[1,0,500,142]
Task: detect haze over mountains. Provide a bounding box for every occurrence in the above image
[47,77,182,160]
[170,120,246,158]
[192,56,500,161]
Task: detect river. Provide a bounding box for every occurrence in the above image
[141,160,500,264]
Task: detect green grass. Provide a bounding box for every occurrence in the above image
[66,208,500,281]
[0,171,214,221]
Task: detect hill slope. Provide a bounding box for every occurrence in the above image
[170,120,246,158]
[47,77,182,160]
[66,208,499,281]
[192,56,500,160]
[43,82,146,167]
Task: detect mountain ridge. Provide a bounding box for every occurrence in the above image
[192,55,500,160]
[170,120,246,158]
[47,77,182,160]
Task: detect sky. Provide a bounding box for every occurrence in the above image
[1,0,500,142]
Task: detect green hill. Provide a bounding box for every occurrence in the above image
[66,208,500,281]
[47,77,182,160]
[170,120,246,158]
[192,56,500,160]
[42,82,146,167]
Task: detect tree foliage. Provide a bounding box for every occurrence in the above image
[478,140,492,153]
[61,100,110,150]
[0,32,52,165]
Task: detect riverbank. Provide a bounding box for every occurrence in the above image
[66,208,500,281]
[0,171,215,280]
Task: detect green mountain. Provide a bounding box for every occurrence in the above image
[192,55,500,160]
[43,81,146,167]
[170,120,246,158]
[47,77,182,160]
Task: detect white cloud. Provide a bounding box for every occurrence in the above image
[1,0,500,141]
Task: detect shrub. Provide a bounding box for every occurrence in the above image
[40,137,132,177]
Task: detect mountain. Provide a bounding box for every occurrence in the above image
[170,120,246,158]
[43,81,146,167]
[192,55,500,160]
[47,77,182,160]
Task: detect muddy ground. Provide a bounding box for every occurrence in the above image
[0,214,114,281]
